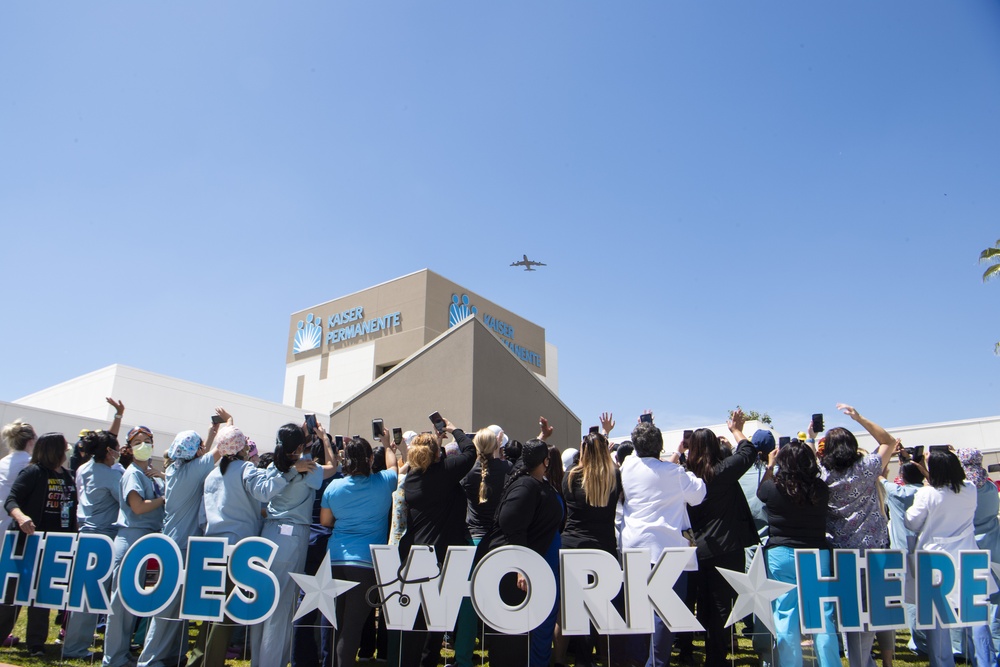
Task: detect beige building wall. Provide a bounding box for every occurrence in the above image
[329,317,580,452]
[287,269,554,414]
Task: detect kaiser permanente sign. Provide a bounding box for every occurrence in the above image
[3,533,996,635]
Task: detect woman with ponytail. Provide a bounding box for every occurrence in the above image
[62,430,124,660]
[319,433,398,665]
[462,428,512,543]
[249,421,326,667]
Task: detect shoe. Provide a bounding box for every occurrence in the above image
[28,646,45,658]
[2,635,18,647]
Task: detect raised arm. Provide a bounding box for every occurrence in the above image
[106,397,125,438]
[838,403,895,470]
[374,428,399,473]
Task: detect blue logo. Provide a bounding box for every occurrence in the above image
[293,313,323,354]
[449,294,477,328]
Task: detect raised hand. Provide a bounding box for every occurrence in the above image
[600,412,615,435]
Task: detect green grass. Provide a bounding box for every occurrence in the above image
[0,612,936,667]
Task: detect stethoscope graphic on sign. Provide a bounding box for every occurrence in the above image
[366,561,442,608]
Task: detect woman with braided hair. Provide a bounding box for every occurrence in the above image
[454,429,514,667]
[461,428,513,544]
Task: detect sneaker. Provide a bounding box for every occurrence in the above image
[2,635,18,647]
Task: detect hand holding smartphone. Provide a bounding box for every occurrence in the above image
[392,428,403,446]
[428,412,446,435]
[372,418,384,440]
[304,414,318,435]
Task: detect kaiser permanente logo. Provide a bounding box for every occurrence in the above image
[293,314,323,354]
[294,308,403,355]
[449,294,477,327]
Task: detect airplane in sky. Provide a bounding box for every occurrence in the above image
[510,254,547,271]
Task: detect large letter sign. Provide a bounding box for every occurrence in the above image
[4,533,997,635]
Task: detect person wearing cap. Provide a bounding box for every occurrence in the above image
[955,448,1000,662]
[137,410,228,667]
[476,435,563,666]
[62,430,125,660]
[188,425,309,667]
[102,423,167,667]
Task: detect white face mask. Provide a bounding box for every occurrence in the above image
[132,442,154,462]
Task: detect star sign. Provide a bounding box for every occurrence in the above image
[716,548,796,637]
[290,552,359,628]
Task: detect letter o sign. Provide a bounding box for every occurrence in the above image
[470,546,556,635]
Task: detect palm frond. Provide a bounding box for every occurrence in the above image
[984,263,1000,282]
[995,341,1000,355]
[980,246,1000,263]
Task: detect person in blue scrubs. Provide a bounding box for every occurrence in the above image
[137,416,225,667]
[63,430,124,659]
[188,424,313,667]
[250,423,323,667]
[102,428,166,667]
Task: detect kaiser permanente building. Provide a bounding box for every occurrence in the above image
[285,270,580,450]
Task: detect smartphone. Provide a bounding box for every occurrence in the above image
[811,413,824,433]
[639,413,653,424]
[304,414,318,435]
[211,415,225,425]
[683,429,693,441]
[301,452,312,461]
[372,418,384,439]
[589,425,600,435]
[392,428,403,446]
[988,464,1000,474]
[929,445,950,453]
[428,411,446,435]
[334,435,344,449]
[905,445,924,459]
[778,436,791,448]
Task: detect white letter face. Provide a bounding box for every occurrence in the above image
[471,546,557,635]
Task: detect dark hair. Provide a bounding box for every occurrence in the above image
[773,440,826,505]
[820,427,863,472]
[546,444,564,492]
[927,450,965,493]
[309,438,327,465]
[274,423,306,473]
[220,446,249,475]
[258,452,274,469]
[686,428,722,482]
[503,439,523,465]
[615,442,634,465]
[32,433,68,471]
[505,439,546,490]
[344,437,373,477]
[631,423,663,458]
[371,445,387,473]
[118,444,134,469]
[900,461,925,485]
[81,431,119,465]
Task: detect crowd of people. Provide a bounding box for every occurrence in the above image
[0,400,998,667]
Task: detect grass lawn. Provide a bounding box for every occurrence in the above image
[0,611,937,667]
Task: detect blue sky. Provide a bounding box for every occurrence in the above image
[2,1,999,438]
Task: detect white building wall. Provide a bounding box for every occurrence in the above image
[14,365,304,454]
[539,342,559,395]
[284,344,376,415]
